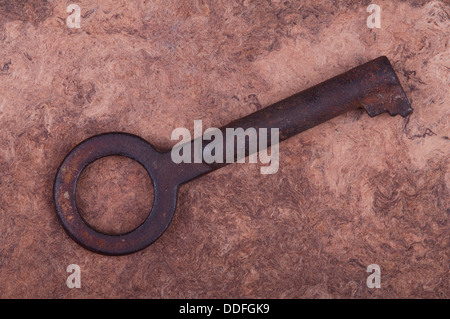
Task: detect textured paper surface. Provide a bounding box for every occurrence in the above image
[0,0,448,298]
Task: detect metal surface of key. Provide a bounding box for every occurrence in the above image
[54,56,412,255]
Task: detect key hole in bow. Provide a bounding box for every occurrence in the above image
[75,156,155,235]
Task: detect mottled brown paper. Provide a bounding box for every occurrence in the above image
[0,0,448,298]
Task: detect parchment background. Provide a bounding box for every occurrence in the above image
[0,0,448,298]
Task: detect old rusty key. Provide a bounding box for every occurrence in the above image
[54,56,412,255]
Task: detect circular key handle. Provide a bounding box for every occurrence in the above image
[54,133,183,255]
